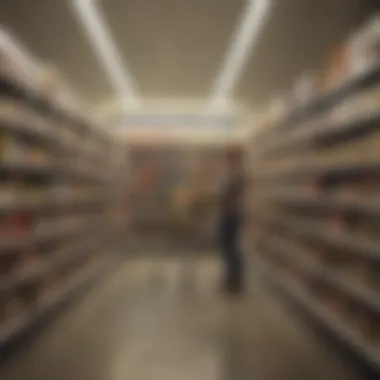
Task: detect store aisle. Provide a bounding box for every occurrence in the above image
[0,255,360,380]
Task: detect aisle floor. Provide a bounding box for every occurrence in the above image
[0,255,361,380]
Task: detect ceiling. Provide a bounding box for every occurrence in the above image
[0,0,378,109]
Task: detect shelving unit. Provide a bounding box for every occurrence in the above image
[128,141,225,247]
[246,29,380,373]
[0,46,128,351]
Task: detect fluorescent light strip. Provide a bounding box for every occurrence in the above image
[0,27,41,80]
[72,0,140,108]
[209,0,272,109]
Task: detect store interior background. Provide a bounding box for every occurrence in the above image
[1,0,380,379]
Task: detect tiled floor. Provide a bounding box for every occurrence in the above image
[0,256,361,380]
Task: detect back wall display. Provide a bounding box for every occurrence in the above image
[127,142,228,246]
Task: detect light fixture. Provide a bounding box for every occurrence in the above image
[71,0,140,108]
[208,0,272,110]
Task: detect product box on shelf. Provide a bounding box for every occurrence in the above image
[38,65,62,100]
[347,15,380,76]
[328,85,380,123]
[269,95,288,124]
[0,47,37,92]
[322,44,350,92]
[247,13,380,372]
[0,33,129,352]
[293,72,319,107]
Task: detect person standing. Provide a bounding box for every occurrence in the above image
[219,147,245,294]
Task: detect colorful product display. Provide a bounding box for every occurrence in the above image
[127,143,225,246]
[0,47,128,349]
[248,15,380,373]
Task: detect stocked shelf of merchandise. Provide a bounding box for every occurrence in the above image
[127,142,225,240]
[246,16,380,374]
[254,65,380,150]
[0,45,128,350]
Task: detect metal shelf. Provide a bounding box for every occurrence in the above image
[0,102,109,161]
[0,72,99,140]
[0,158,110,184]
[322,270,380,313]
[0,255,109,346]
[0,265,44,294]
[255,65,380,144]
[0,218,100,253]
[257,212,380,260]
[264,189,380,215]
[0,50,127,357]
[258,233,380,313]
[258,111,380,158]
[258,256,380,371]
[48,232,107,270]
[0,191,105,214]
[0,158,58,175]
[249,54,380,379]
[257,156,380,180]
[0,227,107,298]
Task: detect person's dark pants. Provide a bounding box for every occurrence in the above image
[219,216,243,292]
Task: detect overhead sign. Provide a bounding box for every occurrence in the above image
[118,127,246,145]
[109,112,240,128]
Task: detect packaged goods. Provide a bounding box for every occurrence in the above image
[354,308,379,342]
[269,95,288,123]
[4,296,25,320]
[367,262,380,291]
[19,249,39,268]
[360,314,380,343]
[247,13,380,367]
[0,186,18,206]
[342,258,367,284]
[322,45,350,91]
[314,248,331,265]
[347,15,380,76]
[0,46,37,91]
[19,284,40,308]
[0,297,7,324]
[0,40,127,351]
[0,255,18,277]
[29,147,48,163]
[293,72,318,106]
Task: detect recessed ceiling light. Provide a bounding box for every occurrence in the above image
[209,0,272,110]
[71,0,140,108]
